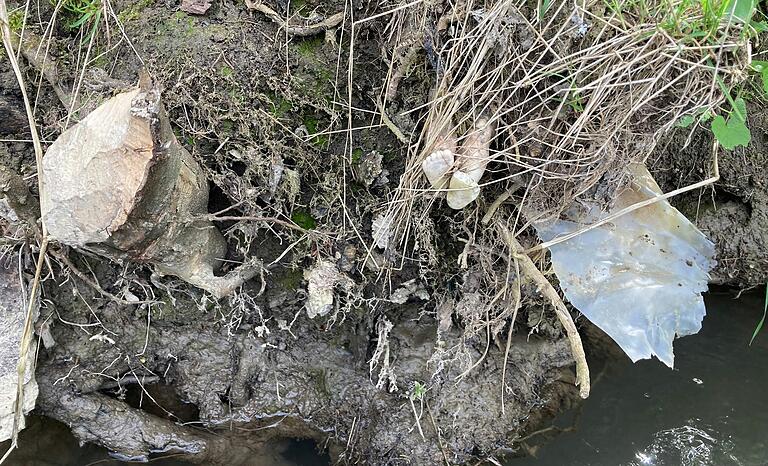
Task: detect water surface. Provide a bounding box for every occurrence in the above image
[509,291,768,466]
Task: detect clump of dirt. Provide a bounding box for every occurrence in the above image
[651,106,768,287]
[31,262,578,464]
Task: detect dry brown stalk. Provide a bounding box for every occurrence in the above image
[497,221,590,399]
[0,0,50,457]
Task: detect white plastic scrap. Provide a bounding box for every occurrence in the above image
[371,212,393,250]
[534,164,715,367]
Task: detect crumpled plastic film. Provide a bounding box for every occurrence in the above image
[534,164,715,367]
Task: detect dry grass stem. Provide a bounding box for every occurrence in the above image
[1,0,51,456]
[497,221,590,398]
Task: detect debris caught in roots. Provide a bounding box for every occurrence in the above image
[535,164,715,367]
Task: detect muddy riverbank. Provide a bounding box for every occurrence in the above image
[1,0,767,464]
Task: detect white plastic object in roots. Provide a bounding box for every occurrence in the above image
[421,117,496,210]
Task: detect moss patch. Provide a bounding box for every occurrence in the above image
[268,92,293,119]
[117,0,153,23]
[291,209,317,229]
[296,36,324,58]
[302,115,330,147]
[277,268,304,290]
[8,9,24,32]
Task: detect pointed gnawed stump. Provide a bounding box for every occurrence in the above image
[41,81,258,298]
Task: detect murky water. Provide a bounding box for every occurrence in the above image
[0,415,330,465]
[509,291,768,466]
[2,292,766,465]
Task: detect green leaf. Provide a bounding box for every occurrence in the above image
[750,283,768,345]
[538,0,553,20]
[411,381,426,400]
[753,62,768,95]
[751,60,768,72]
[726,0,756,22]
[711,115,751,150]
[751,60,768,95]
[714,75,740,116]
[752,20,768,32]
[751,60,768,96]
[68,10,94,28]
[761,71,768,96]
[677,115,696,128]
[291,210,316,230]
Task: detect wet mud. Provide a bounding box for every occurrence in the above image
[1,0,767,464]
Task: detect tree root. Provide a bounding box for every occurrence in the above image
[496,222,590,399]
[36,389,255,464]
[8,29,73,110]
[385,39,420,101]
[181,259,264,300]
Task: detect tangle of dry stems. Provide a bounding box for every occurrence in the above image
[375,0,747,393]
[387,0,745,244]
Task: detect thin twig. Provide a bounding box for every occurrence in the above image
[375,98,408,143]
[500,256,520,415]
[49,248,154,305]
[408,397,425,440]
[527,142,719,254]
[207,215,307,234]
[425,400,451,466]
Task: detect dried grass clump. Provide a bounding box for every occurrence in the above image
[386,0,751,246]
[373,0,752,393]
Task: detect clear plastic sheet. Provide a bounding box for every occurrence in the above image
[535,164,715,367]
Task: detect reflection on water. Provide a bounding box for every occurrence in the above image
[629,424,737,466]
[509,291,768,466]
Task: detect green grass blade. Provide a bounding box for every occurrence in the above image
[69,9,93,28]
[538,0,552,21]
[749,283,768,346]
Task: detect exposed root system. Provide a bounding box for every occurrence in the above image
[0,0,763,463]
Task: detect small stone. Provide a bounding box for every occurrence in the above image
[304,260,353,319]
[338,244,357,272]
[389,279,429,304]
[180,0,212,15]
[353,151,384,187]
